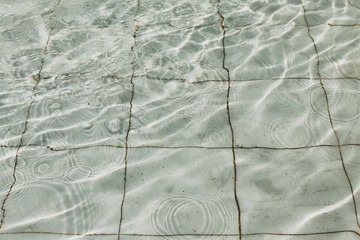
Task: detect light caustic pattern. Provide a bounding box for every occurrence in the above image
[0,0,360,240]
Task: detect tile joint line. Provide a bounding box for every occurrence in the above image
[0,229,359,237]
[300,0,360,228]
[2,143,360,151]
[4,73,360,83]
[217,0,242,239]
[0,10,56,229]
[117,1,140,240]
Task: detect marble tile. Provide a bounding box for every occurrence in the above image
[225,25,317,80]
[22,75,132,148]
[134,24,227,81]
[129,78,231,147]
[229,79,336,148]
[121,148,238,235]
[236,147,358,233]
[0,78,34,146]
[1,146,125,234]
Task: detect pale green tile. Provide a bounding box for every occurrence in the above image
[22,76,132,148]
[236,147,358,233]
[229,80,336,148]
[1,146,125,234]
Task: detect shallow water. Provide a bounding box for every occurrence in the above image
[0,0,360,239]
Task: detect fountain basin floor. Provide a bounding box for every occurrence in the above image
[0,0,360,239]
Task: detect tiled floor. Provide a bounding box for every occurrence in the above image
[0,0,360,239]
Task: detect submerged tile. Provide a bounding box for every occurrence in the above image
[295,0,360,26]
[221,0,303,27]
[0,0,55,19]
[0,148,18,214]
[22,76,132,148]
[0,78,34,146]
[134,24,227,81]
[310,25,360,79]
[129,78,231,147]
[1,146,125,234]
[137,0,219,28]
[342,145,360,225]
[0,16,49,79]
[229,79,336,148]
[316,79,360,144]
[235,147,359,233]
[0,0,55,78]
[225,25,317,80]
[50,0,136,29]
[37,0,137,79]
[40,26,134,78]
[121,148,238,235]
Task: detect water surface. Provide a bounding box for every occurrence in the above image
[0,0,360,240]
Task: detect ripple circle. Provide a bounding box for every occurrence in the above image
[148,193,235,238]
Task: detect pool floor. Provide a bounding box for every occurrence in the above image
[1,0,360,239]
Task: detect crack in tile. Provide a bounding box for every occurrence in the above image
[300,0,360,229]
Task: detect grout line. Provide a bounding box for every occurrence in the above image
[301,0,360,229]
[143,75,187,82]
[138,21,359,30]
[0,26,54,230]
[327,23,360,26]
[189,76,360,84]
[4,73,360,83]
[217,1,242,239]
[0,104,33,229]
[33,31,53,85]
[128,75,360,84]
[117,1,140,240]
[245,230,360,237]
[56,75,360,84]
[1,143,360,151]
[0,23,55,231]
[0,230,359,237]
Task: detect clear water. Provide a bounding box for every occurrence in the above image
[0,0,360,239]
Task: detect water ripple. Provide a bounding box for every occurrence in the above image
[266,119,318,148]
[148,192,234,238]
[310,84,360,124]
